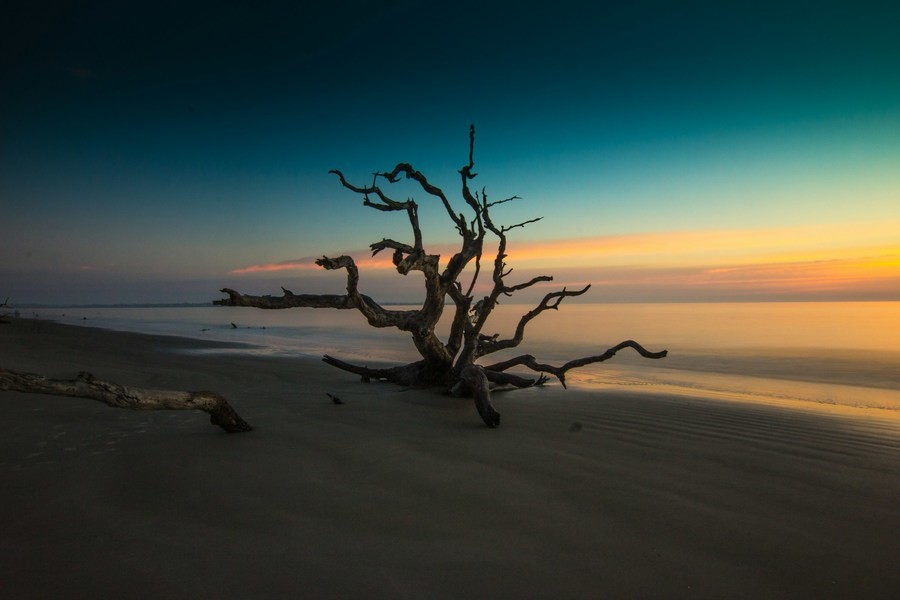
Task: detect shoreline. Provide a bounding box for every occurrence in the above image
[2,318,899,597]
[18,313,900,419]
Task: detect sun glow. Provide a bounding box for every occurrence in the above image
[228,221,900,301]
[504,221,900,268]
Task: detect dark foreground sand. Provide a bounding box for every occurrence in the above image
[2,318,899,599]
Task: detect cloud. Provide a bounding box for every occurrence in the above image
[230,258,321,274]
[229,253,397,274]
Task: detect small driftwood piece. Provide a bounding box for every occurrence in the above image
[0,297,9,324]
[0,368,252,433]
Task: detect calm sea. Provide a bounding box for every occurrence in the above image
[21,302,900,413]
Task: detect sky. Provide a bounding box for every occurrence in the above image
[2,0,899,305]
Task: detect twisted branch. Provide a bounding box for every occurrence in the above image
[476,284,592,358]
[217,254,425,331]
[484,340,669,388]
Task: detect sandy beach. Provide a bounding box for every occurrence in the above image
[2,318,899,598]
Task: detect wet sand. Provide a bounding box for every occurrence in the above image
[2,318,899,598]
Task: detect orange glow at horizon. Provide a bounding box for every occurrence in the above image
[228,220,899,299]
[502,221,900,297]
[541,252,900,299]
[503,221,900,268]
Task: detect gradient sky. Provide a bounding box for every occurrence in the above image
[2,0,899,304]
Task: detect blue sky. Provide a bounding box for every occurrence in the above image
[2,1,899,304]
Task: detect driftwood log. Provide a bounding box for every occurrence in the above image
[0,368,251,433]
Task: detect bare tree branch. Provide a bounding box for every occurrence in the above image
[329,169,424,250]
[484,340,669,388]
[501,216,543,233]
[476,285,592,358]
[484,194,522,209]
[484,369,548,388]
[216,287,356,309]
[503,275,554,295]
[377,163,467,231]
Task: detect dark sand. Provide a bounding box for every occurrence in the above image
[2,318,899,598]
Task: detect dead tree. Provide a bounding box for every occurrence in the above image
[0,368,252,433]
[216,126,666,427]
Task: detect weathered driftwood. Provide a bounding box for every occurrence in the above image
[216,126,667,426]
[0,368,251,433]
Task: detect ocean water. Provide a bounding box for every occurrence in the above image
[21,302,900,413]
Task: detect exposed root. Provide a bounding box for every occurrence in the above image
[461,365,500,428]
